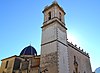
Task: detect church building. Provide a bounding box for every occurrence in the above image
[0,1,92,73]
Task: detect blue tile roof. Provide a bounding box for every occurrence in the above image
[20,45,37,56]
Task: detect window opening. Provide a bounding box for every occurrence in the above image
[74,56,76,61]
[48,12,51,20]
[59,12,62,21]
[5,61,9,68]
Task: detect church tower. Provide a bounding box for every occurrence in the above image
[40,1,69,73]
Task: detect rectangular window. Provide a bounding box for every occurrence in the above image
[48,12,51,20]
[59,12,62,21]
[5,61,9,68]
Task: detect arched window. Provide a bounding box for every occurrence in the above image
[5,61,9,68]
[59,12,62,21]
[48,12,51,20]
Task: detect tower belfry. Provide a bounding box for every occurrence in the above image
[40,1,69,73]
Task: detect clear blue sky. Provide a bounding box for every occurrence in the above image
[0,0,100,72]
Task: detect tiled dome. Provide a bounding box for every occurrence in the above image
[20,45,37,56]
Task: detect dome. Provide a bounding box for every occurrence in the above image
[95,67,100,73]
[20,45,37,56]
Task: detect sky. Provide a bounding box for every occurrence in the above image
[0,0,100,72]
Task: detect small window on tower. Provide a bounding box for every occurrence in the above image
[48,12,51,20]
[59,12,62,21]
[5,61,9,68]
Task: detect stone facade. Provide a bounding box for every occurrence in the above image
[0,55,17,73]
[67,41,92,73]
[0,1,92,73]
[0,55,40,73]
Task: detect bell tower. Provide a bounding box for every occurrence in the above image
[40,1,69,73]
